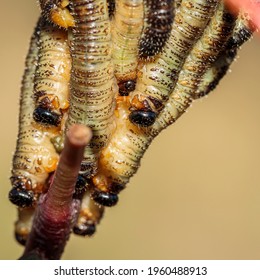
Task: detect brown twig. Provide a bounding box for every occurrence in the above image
[20,124,92,260]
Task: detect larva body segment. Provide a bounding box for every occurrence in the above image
[33,20,71,127]
[129,0,219,127]
[93,2,237,200]
[73,191,104,236]
[39,0,75,28]
[15,208,35,246]
[67,0,116,179]
[112,0,144,84]
[139,0,175,59]
[92,98,153,195]
[195,15,253,98]
[152,2,236,133]
[9,20,59,208]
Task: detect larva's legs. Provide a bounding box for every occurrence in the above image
[39,0,75,28]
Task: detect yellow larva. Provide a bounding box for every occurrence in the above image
[111,0,144,84]
[67,0,116,180]
[33,19,71,128]
[9,19,59,208]
[39,0,75,28]
[128,0,219,127]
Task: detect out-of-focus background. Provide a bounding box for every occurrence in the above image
[1,1,260,260]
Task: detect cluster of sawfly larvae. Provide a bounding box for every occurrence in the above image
[9,0,253,246]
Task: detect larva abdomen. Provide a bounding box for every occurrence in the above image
[139,0,174,59]
[112,0,144,82]
[67,0,116,179]
[33,20,71,127]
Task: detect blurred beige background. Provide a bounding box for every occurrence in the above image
[1,1,260,260]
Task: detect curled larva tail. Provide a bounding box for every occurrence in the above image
[67,0,116,179]
[9,19,59,208]
[39,0,75,28]
[33,19,71,127]
[73,191,104,236]
[139,0,175,59]
[128,0,219,127]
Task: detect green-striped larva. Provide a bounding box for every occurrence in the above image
[128,0,219,127]
[9,19,59,208]
[111,0,144,95]
[39,0,75,28]
[33,19,71,127]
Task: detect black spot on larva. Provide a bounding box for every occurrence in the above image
[33,107,61,126]
[73,175,88,198]
[107,0,115,18]
[92,190,118,207]
[129,110,157,127]
[73,222,96,236]
[15,232,27,246]
[109,182,125,193]
[139,0,174,58]
[9,187,34,208]
[119,80,136,96]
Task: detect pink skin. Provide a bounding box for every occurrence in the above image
[225,0,260,30]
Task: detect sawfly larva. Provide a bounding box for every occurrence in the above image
[112,0,144,85]
[33,20,71,127]
[39,0,75,28]
[152,2,236,132]
[128,0,219,127]
[9,20,59,208]
[92,2,238,203]
[73,191,104,236]
[139,0,174,59]
[67,0,117,205]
